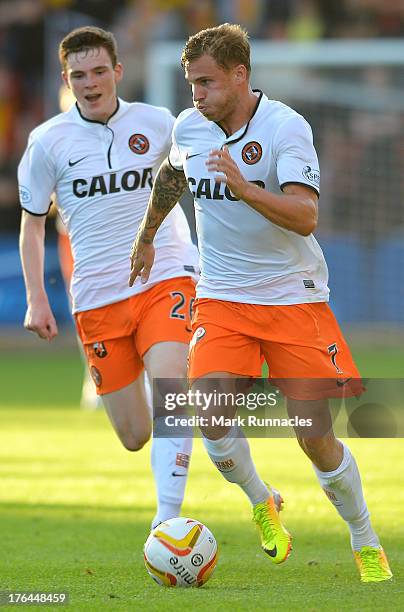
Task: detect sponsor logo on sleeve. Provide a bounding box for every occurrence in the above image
[19,186,32,204]
[302,165,320,187]
[129,133,150,154]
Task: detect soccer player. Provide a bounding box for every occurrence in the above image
[18,26,198,529]
[129,24,392,582]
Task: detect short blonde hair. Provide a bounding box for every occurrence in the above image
[181,23,250,74]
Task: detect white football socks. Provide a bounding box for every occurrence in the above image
[203,426,270,505]
[150,416,193,529]
[313,441,380,551]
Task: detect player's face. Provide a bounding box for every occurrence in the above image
[185,54,241,123]
[62,46,123,122]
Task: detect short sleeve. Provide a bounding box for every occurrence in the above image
[17,136,57,215]
[275,115,320,195]
[161,107,175,151]
[168,130,183,171]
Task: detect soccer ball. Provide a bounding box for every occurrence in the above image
[144,517,218,587]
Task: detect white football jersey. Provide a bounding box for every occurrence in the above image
[18,99,198,313]
[169,91,329,305]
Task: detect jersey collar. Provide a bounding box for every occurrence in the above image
[214,89,265,145]
[74,97,129,126]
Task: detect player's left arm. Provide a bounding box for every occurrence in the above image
[206,146,318,236]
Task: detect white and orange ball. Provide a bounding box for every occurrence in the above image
[144,517,218,587]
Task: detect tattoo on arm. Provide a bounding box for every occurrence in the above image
[154,159,188,214]
[139,159,187,244]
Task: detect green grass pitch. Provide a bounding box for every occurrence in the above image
[0,347,403,611]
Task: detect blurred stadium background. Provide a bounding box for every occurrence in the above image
[0,0,403,354]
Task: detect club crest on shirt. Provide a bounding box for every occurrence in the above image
[128,133,150,155]
[241,141,262,165]
[302,165,320,187]
[93,341,107,358]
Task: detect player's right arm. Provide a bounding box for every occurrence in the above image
[19,212,58,340]
[18,131,58,340]
[128,158,188,286]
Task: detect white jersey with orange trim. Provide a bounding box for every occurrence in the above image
[169,91,329,305]
[18,98,198,313]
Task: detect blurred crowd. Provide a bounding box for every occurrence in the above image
[0,0,404,233]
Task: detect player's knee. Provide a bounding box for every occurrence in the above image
[200,425,228,441]
[297,435,330,460]
[120,430,151,452]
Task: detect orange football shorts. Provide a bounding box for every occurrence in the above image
[75,276,195,395]
[188,298,363,400]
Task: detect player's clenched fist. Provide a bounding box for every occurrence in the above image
[129,239,155,286]
[24,302,58,341]
[206,145,249,200]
